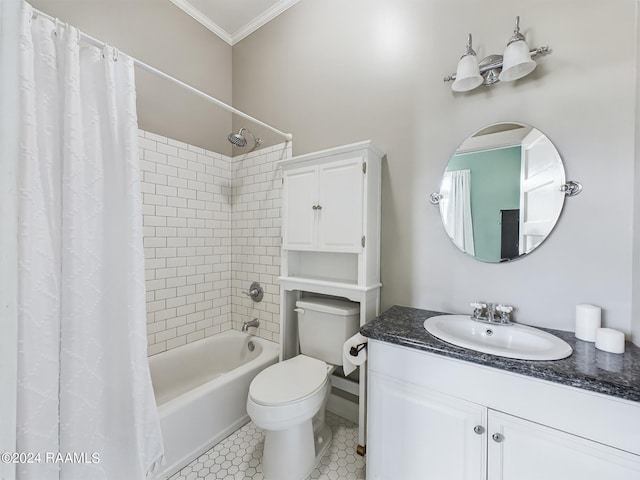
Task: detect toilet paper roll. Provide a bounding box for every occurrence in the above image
[595,328,625,354]
[343,333,368,377]
[575,304,601,342]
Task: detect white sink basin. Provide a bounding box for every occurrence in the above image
[424,315,572,361]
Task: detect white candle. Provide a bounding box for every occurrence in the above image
[595,328,625,354]
[575,304,601,342]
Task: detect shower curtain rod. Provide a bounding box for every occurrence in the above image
[31,7,294,142]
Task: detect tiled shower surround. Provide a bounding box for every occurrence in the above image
[230,143,289,341]
[140,130,290,354]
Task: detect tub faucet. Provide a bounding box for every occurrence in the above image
[242,318,260,332]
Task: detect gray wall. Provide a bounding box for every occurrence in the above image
[30,0,233,155]
[634,29,640,347]
[26,0,640,342]
[232,0,639,339]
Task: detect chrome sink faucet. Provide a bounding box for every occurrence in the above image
[470,302,514,325]
[496,304,514,324]
[487,303,497,322]
[470,302,486,321]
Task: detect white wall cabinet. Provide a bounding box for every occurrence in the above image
[367,340,640,480]
[278,141,384,451]
[282,165,317,250]
[283,157,364,252]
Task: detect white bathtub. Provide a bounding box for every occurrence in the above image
[149,331,279,479]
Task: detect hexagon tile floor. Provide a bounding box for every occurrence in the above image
[167,412,365,480]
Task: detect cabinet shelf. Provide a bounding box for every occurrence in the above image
[279,275,381,299]
[285,250,359,285]
[280,274,358,287]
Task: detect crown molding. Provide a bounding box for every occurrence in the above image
[170,0,299,46]
[169,0,233,45]
[231,0,299,45]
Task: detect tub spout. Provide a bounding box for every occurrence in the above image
[242,318,260,332]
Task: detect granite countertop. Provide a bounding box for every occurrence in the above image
[360,305,640,403]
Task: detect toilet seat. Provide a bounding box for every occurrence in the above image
[249,355,328,406]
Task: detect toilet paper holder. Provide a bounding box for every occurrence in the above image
[349,342,367,356]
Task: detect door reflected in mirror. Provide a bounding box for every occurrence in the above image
[438,122,566,263]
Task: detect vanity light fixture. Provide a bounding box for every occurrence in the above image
[444,16,550,92]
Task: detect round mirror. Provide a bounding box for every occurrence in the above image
[437,122,566,263]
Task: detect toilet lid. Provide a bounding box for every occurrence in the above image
[250,355,328,406]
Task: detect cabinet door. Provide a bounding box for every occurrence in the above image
[282,166,317,250]
[317,157,364,252]
[367,372,486,480]
[488,410,640,480]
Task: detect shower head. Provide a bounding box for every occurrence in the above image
[227,128,262,149]
[227,129,247,147]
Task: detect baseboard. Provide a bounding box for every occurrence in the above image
[326,392,359,424]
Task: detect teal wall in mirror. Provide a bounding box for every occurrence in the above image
[447,146,521,262]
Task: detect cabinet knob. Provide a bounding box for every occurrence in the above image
[492,433,504,443]
[312,205,322,210]
[473,425,485,435]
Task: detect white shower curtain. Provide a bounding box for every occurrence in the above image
[17,3,163,479]
[439,169,475,255]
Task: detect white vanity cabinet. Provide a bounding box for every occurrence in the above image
[487,410,640,479]
[366,340,640,480]
[367,372,486,480]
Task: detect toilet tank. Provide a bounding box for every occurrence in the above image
[296,297,360,365]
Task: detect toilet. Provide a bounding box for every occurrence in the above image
[247,297,360,480]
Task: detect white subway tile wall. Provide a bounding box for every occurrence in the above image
[140,130,291,354]
[231,143,291,342]
[140,130,233,355]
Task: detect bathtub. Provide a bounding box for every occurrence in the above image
[149,331,279,479]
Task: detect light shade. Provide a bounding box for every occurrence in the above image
[499,40,537,82]
[451,54,483,92]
